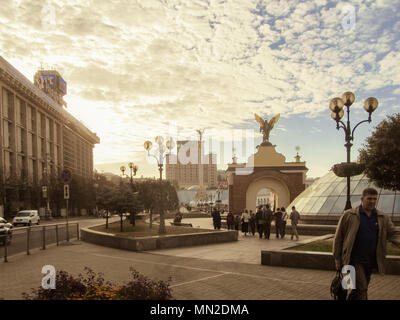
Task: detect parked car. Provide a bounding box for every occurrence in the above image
[0,217,13,245]
[12,210,40,227]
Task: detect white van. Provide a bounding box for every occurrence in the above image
[12,210,40,227]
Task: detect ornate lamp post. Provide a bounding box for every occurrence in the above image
[216,186,222,210]
[329,91,379,210]
[120,162,138,184]
[144,137,174,234]
[119,163,139,230]
[42,153,52,219]
[144,136,174,181]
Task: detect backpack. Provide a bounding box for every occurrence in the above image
[330,270,348,300]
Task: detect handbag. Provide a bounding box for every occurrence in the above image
[330,270,348,300]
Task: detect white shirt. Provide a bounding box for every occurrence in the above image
[241,212,250,222]
[282,211,288,221]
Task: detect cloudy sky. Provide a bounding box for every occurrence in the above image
[1,0,399,179]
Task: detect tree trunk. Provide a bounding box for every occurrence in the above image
[130,211,135,226]
[158,208,166,234]
[149,209,153,229]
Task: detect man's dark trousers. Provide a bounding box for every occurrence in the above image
[264,222,271,239]
[257,224,264,238]
[348,263,373,300]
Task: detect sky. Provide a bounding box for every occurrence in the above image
[1,0,399,179]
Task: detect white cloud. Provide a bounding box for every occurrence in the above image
[0,0,398,174]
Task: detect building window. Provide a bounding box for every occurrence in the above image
[31,106,36,132]
[2,88,9,118]
[41,113,45,137]
[46,117,50,139]
[16,127,22,152]
[2,120,9,148]
[27,133,33,156]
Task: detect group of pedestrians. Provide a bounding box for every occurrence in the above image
[224,205,301,240]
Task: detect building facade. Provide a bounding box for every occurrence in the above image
[0,56,99,216]
[166,140,217,189]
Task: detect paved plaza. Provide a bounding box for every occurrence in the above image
[1,218,400,300]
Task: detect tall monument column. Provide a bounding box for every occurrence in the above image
[197,129,204,187]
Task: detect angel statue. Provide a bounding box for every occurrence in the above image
[254,113,280,146]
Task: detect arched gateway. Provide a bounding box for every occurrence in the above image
[226,144,308,214]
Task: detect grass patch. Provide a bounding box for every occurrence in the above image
[90,219,214,238]
[290,239,400,256]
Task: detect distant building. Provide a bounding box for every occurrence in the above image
[166,140,217,189]
[217,169,228,189]
[0,56,99,215]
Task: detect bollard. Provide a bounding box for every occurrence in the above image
[77,223,80,240]
[3,235,8,263]
[27,227,30,255]
[42,226,46,250]
[56,224,59,246]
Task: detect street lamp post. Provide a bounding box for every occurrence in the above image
[120,163,138,184]
[144,137,174,181]
[120,163,139,227]
[42,153,52,219]
[144,137,174,234]
[216,187,222,211]
[329,91,379,210]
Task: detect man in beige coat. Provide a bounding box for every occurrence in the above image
[333,187,400,300]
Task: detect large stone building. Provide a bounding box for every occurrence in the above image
[166,140,217,189]
[0,56,99,216]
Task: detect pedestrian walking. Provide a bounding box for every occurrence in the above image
[234,214,240,231]
[263,204,273,239]
[241,209,250,236]
[290,206,300,241]
[249,210,256,236]
[280,207,287,239]
[274,208,283,239]
[256,206,264,238]
[333,188,400,300]
[226,211,234,230]
[211,207,221,230]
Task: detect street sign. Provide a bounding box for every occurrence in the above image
[64,184,70,199]
[61,169,72,184]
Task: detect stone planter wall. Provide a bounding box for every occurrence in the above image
[81,224,238,251]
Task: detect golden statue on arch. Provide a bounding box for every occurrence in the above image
[254,113,280,146]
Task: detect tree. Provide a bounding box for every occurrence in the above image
[137,181,158,229]
[151,181,179,235]
[359,113,400,191]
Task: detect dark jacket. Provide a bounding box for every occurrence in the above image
[212,209,221,222]
[226,212,234,225]
[264,209,273,224]
[256,210,263,224]
[274,210,282,224]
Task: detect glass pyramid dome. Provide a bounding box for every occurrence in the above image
[289,171,400,225]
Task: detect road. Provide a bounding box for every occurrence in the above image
[0,216,119,259]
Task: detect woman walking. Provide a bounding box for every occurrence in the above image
[226,211,234,230]
[241,209,250,236]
